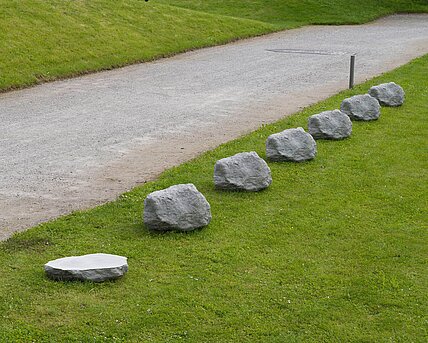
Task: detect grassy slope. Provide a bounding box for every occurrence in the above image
[159,0,428,26]
[0,56,427,342]
[0,0,273,91]
[1,0,427,92]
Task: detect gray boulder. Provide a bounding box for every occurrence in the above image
[308,110,352,140]
[214,151,272,191]
[44,253,128,282]
[266,127,317,162]
[368,82,405,106]
[340,94,381,121]
[144,184,211,231]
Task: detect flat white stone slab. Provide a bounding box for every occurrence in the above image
[44,253,128,282]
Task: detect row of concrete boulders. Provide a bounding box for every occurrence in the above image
[44,83,405,282]
[307,82,405,140]
[141,82,406,233]
[143,151,273,233]
[264,110,352,163]
[143,152,273,232]
[141,134,316,233]
[339,82,405,121]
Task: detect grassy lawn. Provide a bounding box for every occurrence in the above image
[1,0,427,92]
[1,55,427,342]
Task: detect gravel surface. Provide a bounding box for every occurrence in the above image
[1,14,427,240]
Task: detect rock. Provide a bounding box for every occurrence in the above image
[214,151,272,191]
[368,82,405,106]
[340,94,381,121]
[266,127,317,162]
[143,184,211,231]
[44,253,128,282]
[308,110,352,140]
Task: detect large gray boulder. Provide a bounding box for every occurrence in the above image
[266,127,317,162]
[44,253,128,282]
[368,82,405,106]
[144,184,211,231]
[308,110,352,140]
[214,151,272,191]
[340,94,381,121]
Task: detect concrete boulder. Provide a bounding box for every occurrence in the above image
[144,184,211,231]
[308,110,352,140]
[214,151,272,191]
[44,253,128,282]
[266,127,317,162]
[340,94,381,121]
[368,82,405,106]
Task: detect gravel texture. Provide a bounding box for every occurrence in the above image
[1,14,427,240]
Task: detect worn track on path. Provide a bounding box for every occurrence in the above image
[1,14,427,240]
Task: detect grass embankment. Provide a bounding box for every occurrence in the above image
[159,0,428,26]
[1,56,427,342]
[1,0,427,92]
[0,0,273,91]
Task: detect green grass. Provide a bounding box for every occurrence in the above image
[1,55,427,342]
[159,0,428,26]
[1,0,427,92]
[0,0,273,91]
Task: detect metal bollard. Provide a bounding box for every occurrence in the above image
[349,55,355,89]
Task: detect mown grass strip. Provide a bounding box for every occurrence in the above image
[0,55,427,342]
[1,0,427,92]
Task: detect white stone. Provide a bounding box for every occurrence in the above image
[44,253,128,282]
[266,127,317,162]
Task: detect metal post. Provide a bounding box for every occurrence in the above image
[349,55,355,89]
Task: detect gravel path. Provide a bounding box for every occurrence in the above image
[1,14,427,240]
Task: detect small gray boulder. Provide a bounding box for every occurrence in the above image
[44,253,128,282]
[340,94,381,121]
[214,151,272,191]
[368,82,405,106]
[308,110,352,140]
[266,127,317,162]
[144,184,211,231]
